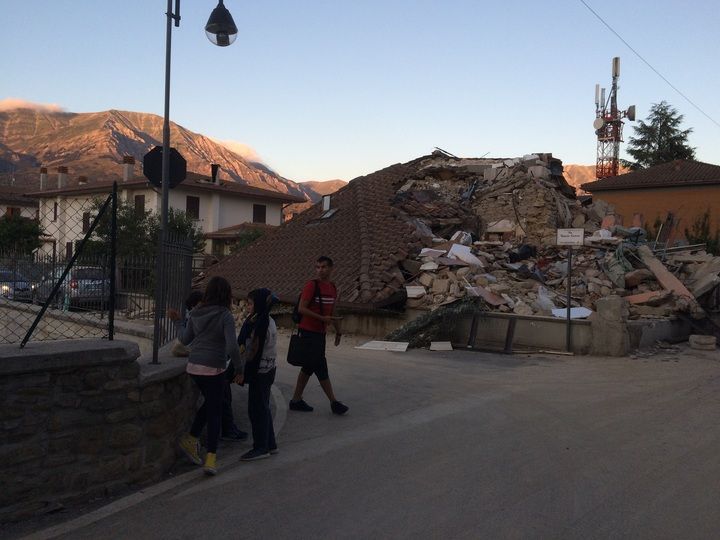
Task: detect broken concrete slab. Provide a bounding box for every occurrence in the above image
[429,341,454,351]
[689,334,717,350]
[432,279,450,294]
[624,290,674,306]
[405,286,426,299]
[637,245,702,314]
[688,273,720,298]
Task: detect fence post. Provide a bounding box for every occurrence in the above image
[108,182,117,340]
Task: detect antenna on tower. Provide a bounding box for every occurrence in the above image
[593,57,635,179]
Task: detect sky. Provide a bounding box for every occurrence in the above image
[1,0,718,182]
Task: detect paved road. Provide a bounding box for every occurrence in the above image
[22,337,720,540]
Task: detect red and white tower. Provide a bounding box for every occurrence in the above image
[594,57,635,179]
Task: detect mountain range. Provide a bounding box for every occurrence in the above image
[0,107,345,204]
[0,105,602,203]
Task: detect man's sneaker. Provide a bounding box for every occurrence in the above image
[203,452,217,475]
[241,448,270,461]
[289,399,314,412]
[269,446,279,455]
[221,429,249,442]
[331,401,349,415]
[179,434,202,465]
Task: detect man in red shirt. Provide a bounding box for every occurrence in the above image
[289,256,349,415]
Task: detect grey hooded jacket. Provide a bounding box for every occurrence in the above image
[176,304,243,373]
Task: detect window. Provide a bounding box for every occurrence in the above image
[253,204,266,224]
[82,212,91,233]
[65,242,73,260]
[186,196,200,220]
[134,194,145,215]
[53,202,58,222]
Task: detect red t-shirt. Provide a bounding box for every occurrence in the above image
[298,280,337,334]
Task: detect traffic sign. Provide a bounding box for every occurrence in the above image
[143,146,187,188]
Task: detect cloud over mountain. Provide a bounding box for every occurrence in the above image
[0,98,65,113]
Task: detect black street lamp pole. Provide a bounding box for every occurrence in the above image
[151,0,238,364]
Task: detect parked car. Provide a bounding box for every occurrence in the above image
[32,266,111,310]
[0,268,33,302]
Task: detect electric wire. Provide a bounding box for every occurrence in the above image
[579,0,720,130]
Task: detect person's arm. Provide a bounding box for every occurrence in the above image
[223,311,244,376]
[298,281,334,323]
[169,308,196,345]
[331,286,342,345]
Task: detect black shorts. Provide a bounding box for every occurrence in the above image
[299,330,329,381]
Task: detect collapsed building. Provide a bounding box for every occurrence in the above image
[203,151,720,352]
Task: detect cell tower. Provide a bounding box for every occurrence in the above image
[593,57,635,179]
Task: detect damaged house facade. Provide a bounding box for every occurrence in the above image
[581,160,720,245]
[206,152,719,354]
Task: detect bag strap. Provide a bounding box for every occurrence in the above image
[314,279,323,316]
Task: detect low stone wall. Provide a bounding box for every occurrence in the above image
[0,340,197,523]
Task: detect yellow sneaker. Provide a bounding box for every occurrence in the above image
[179,434,202,465]
[203,452,217,476]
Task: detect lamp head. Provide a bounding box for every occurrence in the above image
[205,0,238,47]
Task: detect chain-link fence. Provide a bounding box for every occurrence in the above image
[0,183,194,349]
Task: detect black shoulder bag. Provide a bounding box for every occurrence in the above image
[286,281,322,367]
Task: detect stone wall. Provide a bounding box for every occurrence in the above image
[0,340,197,523]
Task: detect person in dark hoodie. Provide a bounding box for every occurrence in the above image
[168,276,243,475]
[236,288,278,461]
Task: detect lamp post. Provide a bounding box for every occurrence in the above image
[152,0,238,363]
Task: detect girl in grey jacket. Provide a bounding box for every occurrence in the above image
[171,276,243,475]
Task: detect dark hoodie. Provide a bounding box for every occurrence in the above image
[176,304,243,373]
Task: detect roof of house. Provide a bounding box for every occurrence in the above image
[0,186,37,207]
[204,222,276,239]
[581,160,720,192]
[204,156,430,308]
[24,172,306,204]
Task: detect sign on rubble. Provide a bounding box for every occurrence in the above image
[556,228,585,352]
[556,228,585,246]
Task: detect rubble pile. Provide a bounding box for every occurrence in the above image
[399,237,720,319]
[393,153,592,246]
[391,152,720,321]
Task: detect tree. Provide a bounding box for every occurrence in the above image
[623,101,695,170]
[86,199,205,258]
[148,208,206,255]
[0,215,43,255]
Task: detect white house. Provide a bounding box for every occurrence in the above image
[26,160,304,259]
[0,185,38,220]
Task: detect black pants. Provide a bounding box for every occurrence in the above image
[299,330,329,381]
[190,372,225,454]
[247,368,276,453]
[222,363,239,435]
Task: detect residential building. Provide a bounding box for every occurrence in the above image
[581,160,720,244]
[25,160,305,259]
[0,185,37,220]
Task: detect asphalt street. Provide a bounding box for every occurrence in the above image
[20,335,720,540]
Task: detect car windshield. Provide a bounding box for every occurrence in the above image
[73,268,106,280]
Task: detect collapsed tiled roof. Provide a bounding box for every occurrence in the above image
[581,160,720,192]
[205,157,430,308]
[204,152,578,308]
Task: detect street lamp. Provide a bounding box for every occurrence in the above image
[152,0,237,363]
[205,0,238,47]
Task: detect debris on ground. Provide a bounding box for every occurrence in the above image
[389,151,720,331]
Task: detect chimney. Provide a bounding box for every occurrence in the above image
[122,155,135,182]
[40,167,48,191]
[211,163,220,185]
[57,166,68,189]
[78,175,88,186]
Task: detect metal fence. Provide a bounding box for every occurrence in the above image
[0,183,194,349]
